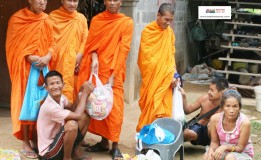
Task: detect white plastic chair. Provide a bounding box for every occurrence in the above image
[136,118,184,160]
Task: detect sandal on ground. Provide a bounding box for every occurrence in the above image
[20,150,38,159]
[84,142,109,152]
[110,148,123,160]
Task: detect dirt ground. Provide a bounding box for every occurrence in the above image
[0,82,260,160]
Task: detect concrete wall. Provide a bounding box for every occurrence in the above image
[174,0,190,74]
[121,0,190,104]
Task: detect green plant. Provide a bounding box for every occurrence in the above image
[254,152,261,160]
[251,120,261,135]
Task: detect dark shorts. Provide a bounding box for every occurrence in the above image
[40,126,84,160]
[189,123,210,146]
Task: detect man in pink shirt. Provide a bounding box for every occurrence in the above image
[37,70,94,160]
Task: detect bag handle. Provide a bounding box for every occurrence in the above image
[136,134,143,152]
[154,124,165,142]
[88,72,103,88]
[30,64,49,86]
[173,82,181,94]
[41,67,49,87]
[42,66,49,77]
[31,63,49,76]
[195,19,208,36]
[195,19,202,27]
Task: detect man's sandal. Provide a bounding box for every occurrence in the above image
[110,148,123,160]
[20,150,38,159]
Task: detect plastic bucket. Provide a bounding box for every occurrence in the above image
[254,86,261,112]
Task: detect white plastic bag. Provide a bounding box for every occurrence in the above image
[172,83,186,123]
[145,150,161,160]
[135,150,161,160]
[86,73,113,120]
[136,154,149,160]
[154,124,165,142]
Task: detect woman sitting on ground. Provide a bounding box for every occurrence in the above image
[204,88,254,160]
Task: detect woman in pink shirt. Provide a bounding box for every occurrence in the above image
[204,88,254,160]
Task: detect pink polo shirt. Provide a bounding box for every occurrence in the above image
[37,94,70,156]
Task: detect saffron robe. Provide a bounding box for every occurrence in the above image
[49,7,88,103]
[136,21,176,132]
[78,10,134,142]
[6,8,55,140]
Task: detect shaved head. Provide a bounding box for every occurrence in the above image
[158,3,175,16]
[156,3,175,29]
[28,0,47,14]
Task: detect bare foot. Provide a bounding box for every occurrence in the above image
[73,147,91,160]
[22,141,34,152]
[30,140,38,153]
[21,140,38,159]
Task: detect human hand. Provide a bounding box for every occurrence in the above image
[171,77,180,88]
[82,81,95,96]
[207,148,215,160]
[75,53,83,75]
[179,87,186,96]
[207,153,215,160]
[27,55,40,63]
[35,54,51,69]
[213,146,226,160]
[91,52,98,74]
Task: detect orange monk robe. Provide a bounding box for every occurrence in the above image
[49,7,88,103]
[6,8,55,140]
[136,21,176,132]
[78,11,134,142]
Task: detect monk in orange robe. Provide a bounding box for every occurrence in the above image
[77,0,133,159]
[6,0,55,158]
[136,3,179,132]
[49,0,88,103]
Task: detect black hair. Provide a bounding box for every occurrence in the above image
[44,70,63,85]
[210,77,229,92]
[221,88,242,109]
[158,3,175,16]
